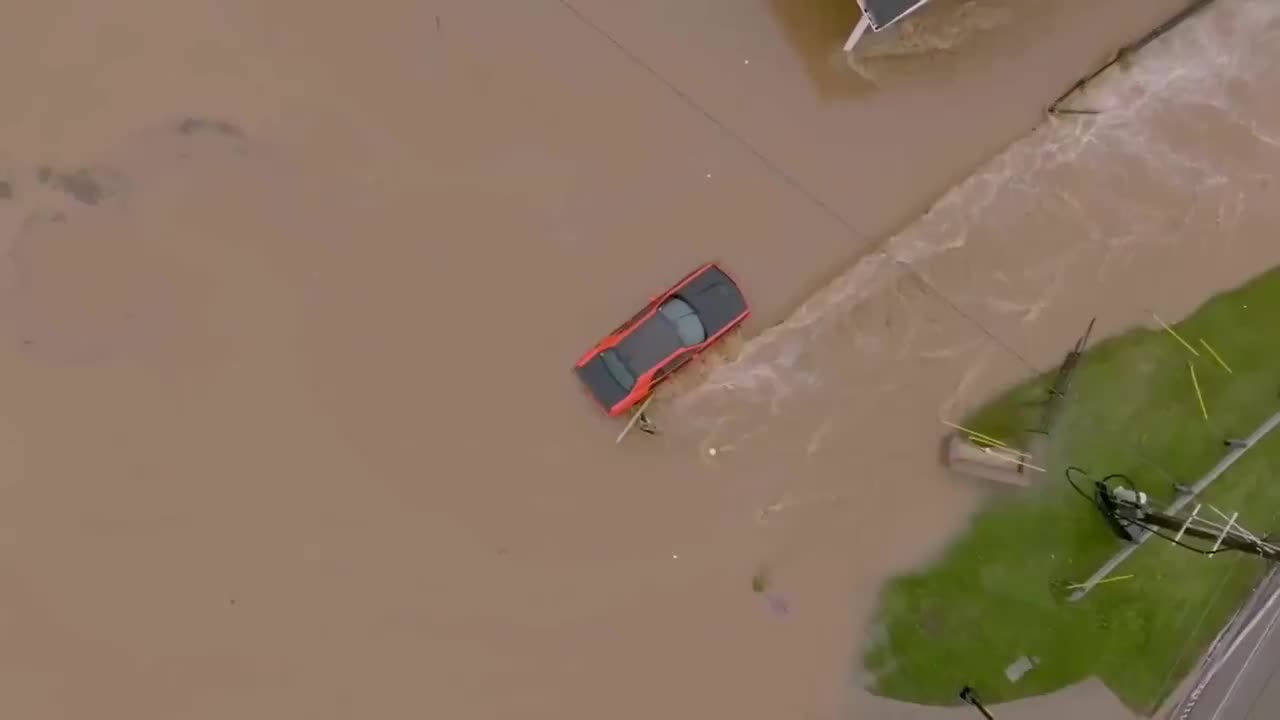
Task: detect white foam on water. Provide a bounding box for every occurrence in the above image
[678,0,1280,422]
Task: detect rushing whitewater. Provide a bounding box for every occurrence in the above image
[680,0,1279,430]
[665,0,1280,716]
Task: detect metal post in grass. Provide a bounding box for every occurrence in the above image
[959,686,995,719]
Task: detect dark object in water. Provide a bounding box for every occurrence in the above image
[178,117,244,137]
[751,568,769,593]
[53,170,105,206]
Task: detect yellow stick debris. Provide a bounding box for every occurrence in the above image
[983,448,1047,472]
[1066,574,1134,590]
[973,437,1033,458]
[1150,311,1200,357]
[974,439,1032,457]
[615,393,657,444]
[1199,338,1233,374]
[942,420,1008,448]
[1189,362,1209,420]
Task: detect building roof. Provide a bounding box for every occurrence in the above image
[860,0,933,31]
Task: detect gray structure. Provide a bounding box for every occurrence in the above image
[843,0,934,51]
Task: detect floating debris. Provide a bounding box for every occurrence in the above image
[178,117,244,138]
[751,568,770,593]
[53,169,106,205]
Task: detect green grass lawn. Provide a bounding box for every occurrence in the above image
[863,266,1280,714]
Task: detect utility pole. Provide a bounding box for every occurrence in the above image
[1094,480,1280,562]
[1029,318,1094,439]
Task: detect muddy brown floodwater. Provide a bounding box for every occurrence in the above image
[0,0,1273,719]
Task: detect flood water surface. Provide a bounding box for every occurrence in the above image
[675,0,1280,716]
[0,0,1275,719]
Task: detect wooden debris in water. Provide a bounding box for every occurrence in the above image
[615,394,657,444]
[946,434,1032,488]
[941,419,1008,448]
